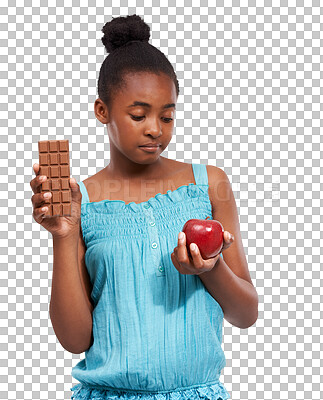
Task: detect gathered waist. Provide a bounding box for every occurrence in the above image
[70,378,231,399]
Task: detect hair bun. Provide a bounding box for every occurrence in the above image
[101,14,150,54]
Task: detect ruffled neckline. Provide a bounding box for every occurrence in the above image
[70,380,230,399]
[81,182,210,214]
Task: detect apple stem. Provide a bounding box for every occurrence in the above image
[205,216,211,220]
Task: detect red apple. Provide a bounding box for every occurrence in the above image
[182,217,224,260]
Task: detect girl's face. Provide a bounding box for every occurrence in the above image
[95,71,177,171]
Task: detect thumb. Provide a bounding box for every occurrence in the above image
[69,177,82,202]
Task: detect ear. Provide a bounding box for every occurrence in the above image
[94,98,110,125]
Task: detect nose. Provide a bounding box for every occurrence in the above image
[144,117,162,137]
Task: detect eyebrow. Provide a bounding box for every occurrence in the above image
[127,101,176,110]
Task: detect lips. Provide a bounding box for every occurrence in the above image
[139,144,161,147]
[139,145,161,153]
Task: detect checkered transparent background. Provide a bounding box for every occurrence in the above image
[1,1,322,399]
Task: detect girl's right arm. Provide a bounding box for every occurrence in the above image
[30,163,94,354]
[50,230,94,354]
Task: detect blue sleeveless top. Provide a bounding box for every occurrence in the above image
[70,163,230,400]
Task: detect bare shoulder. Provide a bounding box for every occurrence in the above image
[206,164,235,216]
[82,170,106,202]
[206,164,227,180]
[164,158,188,175]
[82,170,102,187]
[206,165,254,286]
[206,165,232,203]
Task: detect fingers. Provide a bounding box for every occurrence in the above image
[171,250,195,275]
[70,177,77,188]
[69,177,81,195]
[31,185,52,225]
[173,231,224,275]
[177,232,203,268]
[178,231,199,258]
[30,163,44,194]
[224,230,234,243]
[30,162,50,216]
[188,241,204,269]
[221,230,234,251]
[30,162,48,222]
[170,252,184,274]
[31,190,51,209]
[33,163,40,175]
[32,202,49,224]
[69,178,82,206]
[177,231,191,261]
[30,161,82,225]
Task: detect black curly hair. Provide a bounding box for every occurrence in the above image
[98,14,180,110]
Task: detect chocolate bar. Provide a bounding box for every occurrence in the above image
[38,140,72,217]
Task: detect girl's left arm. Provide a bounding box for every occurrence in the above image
[199,166,259,329]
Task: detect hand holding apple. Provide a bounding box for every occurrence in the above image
[171,217,234,275]
[183,217,225,259]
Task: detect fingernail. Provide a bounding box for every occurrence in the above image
[191,243,196,251]
[178,232,184,241]
[40,175,46,181]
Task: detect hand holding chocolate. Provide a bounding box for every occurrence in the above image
[30,140,82,239]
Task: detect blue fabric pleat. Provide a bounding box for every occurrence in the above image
[71,163,230,400]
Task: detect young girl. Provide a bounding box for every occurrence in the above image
[30,14,258,400]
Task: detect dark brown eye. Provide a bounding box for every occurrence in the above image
[130,115,173,123]
[130,115,144,121]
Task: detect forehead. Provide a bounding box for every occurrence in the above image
[117,71,177,104]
